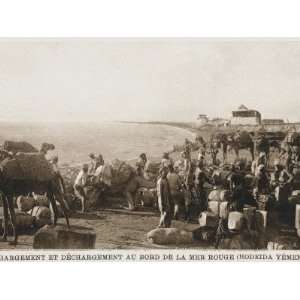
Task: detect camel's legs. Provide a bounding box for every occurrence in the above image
[55,193,70,228]
[48,190,58,226]
[1,194,8,242]
[235,147,240,159]
[7,195,17,245]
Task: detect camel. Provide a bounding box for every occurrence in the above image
[210,133,229,163]
[227,131,255,161]
[0,147,69,245]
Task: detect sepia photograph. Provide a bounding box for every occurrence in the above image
[1,38,300,256]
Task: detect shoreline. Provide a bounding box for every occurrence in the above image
[119,120,198,134]
[59,121,198,174]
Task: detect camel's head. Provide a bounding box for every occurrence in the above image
[40,143,55,155]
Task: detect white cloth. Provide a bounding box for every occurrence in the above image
[74,170,88,187]
[95,164,112,186]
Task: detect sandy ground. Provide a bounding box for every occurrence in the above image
[0,209,212,250]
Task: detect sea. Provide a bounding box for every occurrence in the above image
[0,122,194,166]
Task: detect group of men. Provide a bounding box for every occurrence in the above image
[73,153,111,212]
[70,131,300,230]
[153,139,300,229]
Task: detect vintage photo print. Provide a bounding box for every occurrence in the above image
[0,38,300,262]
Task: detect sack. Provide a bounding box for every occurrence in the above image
[111,159,133,186]
[199,211,219,228]
[228,212,244,231]
[28,206,52,228]
[208,189,221,202]
[15,212,35,229]
[16,195,36,212]
[32,193,49,207]
[146,228,193,245]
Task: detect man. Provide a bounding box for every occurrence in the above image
[167,165,182,219]
[270,160,293,190]
[74,164,89,213]
[197,153,206,167]
[88,153,100,175]
[94,156,112,189]
[228,164,252,210]
[251,152,267,175]
[157,167,172,228]
[210,144,219,166]
[254,164,270,194]
[137,153,147,170]
[50,155,66,194]
[161,152,173,168]
[183,153,194,222]
[194,161,211,213]
[274,176,293,224]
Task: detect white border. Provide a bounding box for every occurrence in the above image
[0,1,299,300]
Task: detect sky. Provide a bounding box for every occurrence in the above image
[1,38,300,122]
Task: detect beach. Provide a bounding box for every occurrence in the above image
[0,121,195,166]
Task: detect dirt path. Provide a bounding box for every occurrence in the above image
[0,209,211,250]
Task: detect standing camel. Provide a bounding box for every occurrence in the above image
[0,155,70,245]
[227,131,255,161]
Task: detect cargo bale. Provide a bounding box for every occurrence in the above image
[199,211,219,228]
[33,224,96,249]
[111,159,134,186]
[16,195,36,212]
[228,212,244,231]
[146,228,193,245]
[208,189,221,202]
[15,212,35,230]
[32,193,49,207]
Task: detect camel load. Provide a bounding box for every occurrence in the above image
[3,140,39,154]
[110,159,134,186]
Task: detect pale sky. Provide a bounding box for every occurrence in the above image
[1,38,300,122]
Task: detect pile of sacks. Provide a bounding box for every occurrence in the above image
[196,188,268,248]
[13,194,54,231]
